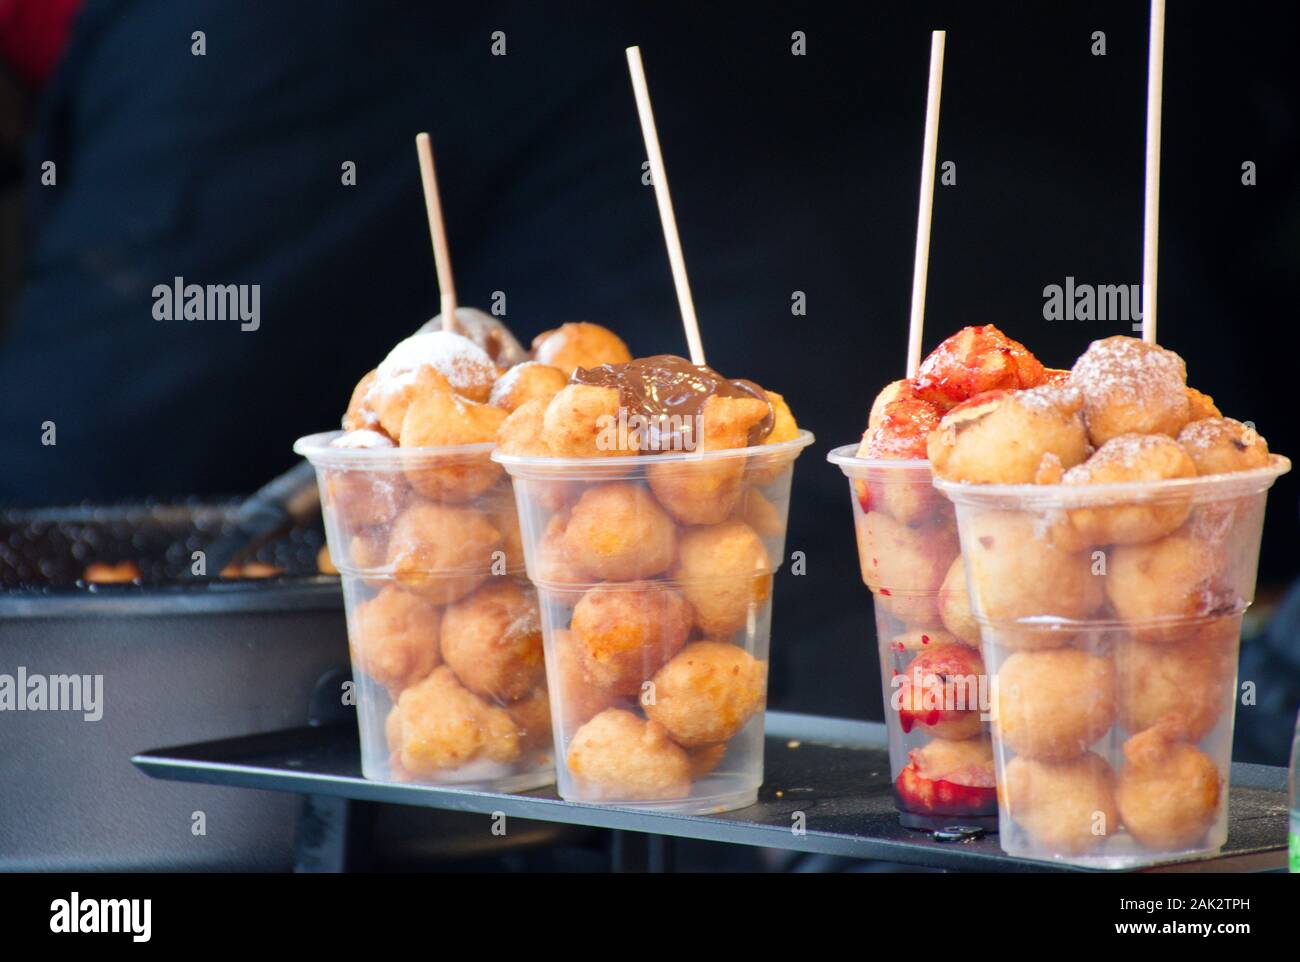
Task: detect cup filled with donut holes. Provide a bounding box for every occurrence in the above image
[496,416,814,813]
[295,431,554,791]
[828,451,997,829]
[930,333,1291,868]
[294,319,640,790]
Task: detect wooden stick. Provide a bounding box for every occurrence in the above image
[906,30,946,379]
[415,132,459,331]
[1141,0,1165,344]
[625,46,706,367]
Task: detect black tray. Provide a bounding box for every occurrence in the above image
[133,712,1290,873]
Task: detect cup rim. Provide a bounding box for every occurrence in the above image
[826,443,930,473]
[293,430,496,468]
[934,453,1291,506]
[491,428,816,470]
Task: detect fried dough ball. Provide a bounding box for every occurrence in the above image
[862,398,942,460]
[496,397,551,457]
[688,743,728,780]
[417,306,529,368]
[644,641,767,747]
[400,389,507,447]
[484,488,525,572]
[1116,725,1221,850]
[489,361,568,412]
[896,735,998,816]
[224,561,284,579]
[533,322,633,375]
[82,561,142,584]
[749,390,802,485]
[854,425,944,526]
[374,329,499,406]
[1055,434,1197,548]
[441,580,545,701]
[927,385,1089,483]
[399,391,506,501]
[856,510,959,626]
[316,544,339,575]
[732,487,784,537]
[541,384,635,458]
[1042,368,1072,386]
[763,391,799,445]
[995,648,1116,760]
[565,709,691,801]
[1000,753,1118,855]
[386,502,501,604]
[532,513,588,605]
[386,667,522,776]
[869,379,920,431]
[1106,535,1222,644]
[1177,417,1270,476]
[369,366,455,440]
[937,555,981,647]
[561,483,678,580]
[506,685,553,756]
[646,395,771,525]
[674,521,772,638]
[1070,336,1190,446]
[896,644,986,740]
[912,324,1046,409]
[889,627,960,652]
[570,586,693,696]
[911,735,996,786]
[323,453,407,529]
[348,531,387,573]
[1186,386,1221,421]
[342,369,381,432]
[1114,630,1232,741]
[352,586,442,694]
[497,398,577,513]
[550,628,620,730]
[963,510,1103,647]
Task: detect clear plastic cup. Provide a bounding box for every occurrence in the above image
[935,455,1291,868]
[294,431,553,792]
[495,430,814,814]
[827,447,997,830]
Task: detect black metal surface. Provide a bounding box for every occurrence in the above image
[0,500,327,590]
[133,712,1290,873]
[0,501,349,871]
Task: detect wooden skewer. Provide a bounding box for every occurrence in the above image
[906,30,946,379]
[625,46,707,367]
[1141,0,1166,344]
[415,132,459,331]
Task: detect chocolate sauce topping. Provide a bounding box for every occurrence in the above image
[571,354,775,447]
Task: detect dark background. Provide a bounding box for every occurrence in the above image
[2,1,1297,730]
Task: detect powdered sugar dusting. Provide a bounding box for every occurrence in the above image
[415,307,528,367]
[371,331,495,400]
[1177,417,1256,452]
[1013,382,1083,413]
[1070,336,1186,409]
[534,327,570,365]
[489,360,544,406]
[1063,433,1178,482]
[331,429,394,449]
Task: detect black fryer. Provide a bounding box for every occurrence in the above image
[0,501,350,870]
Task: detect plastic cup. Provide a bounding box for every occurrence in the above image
[935,455,1291,868]
[495,430,814,814]
[294,431,553,792]
[828,447,998,830]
